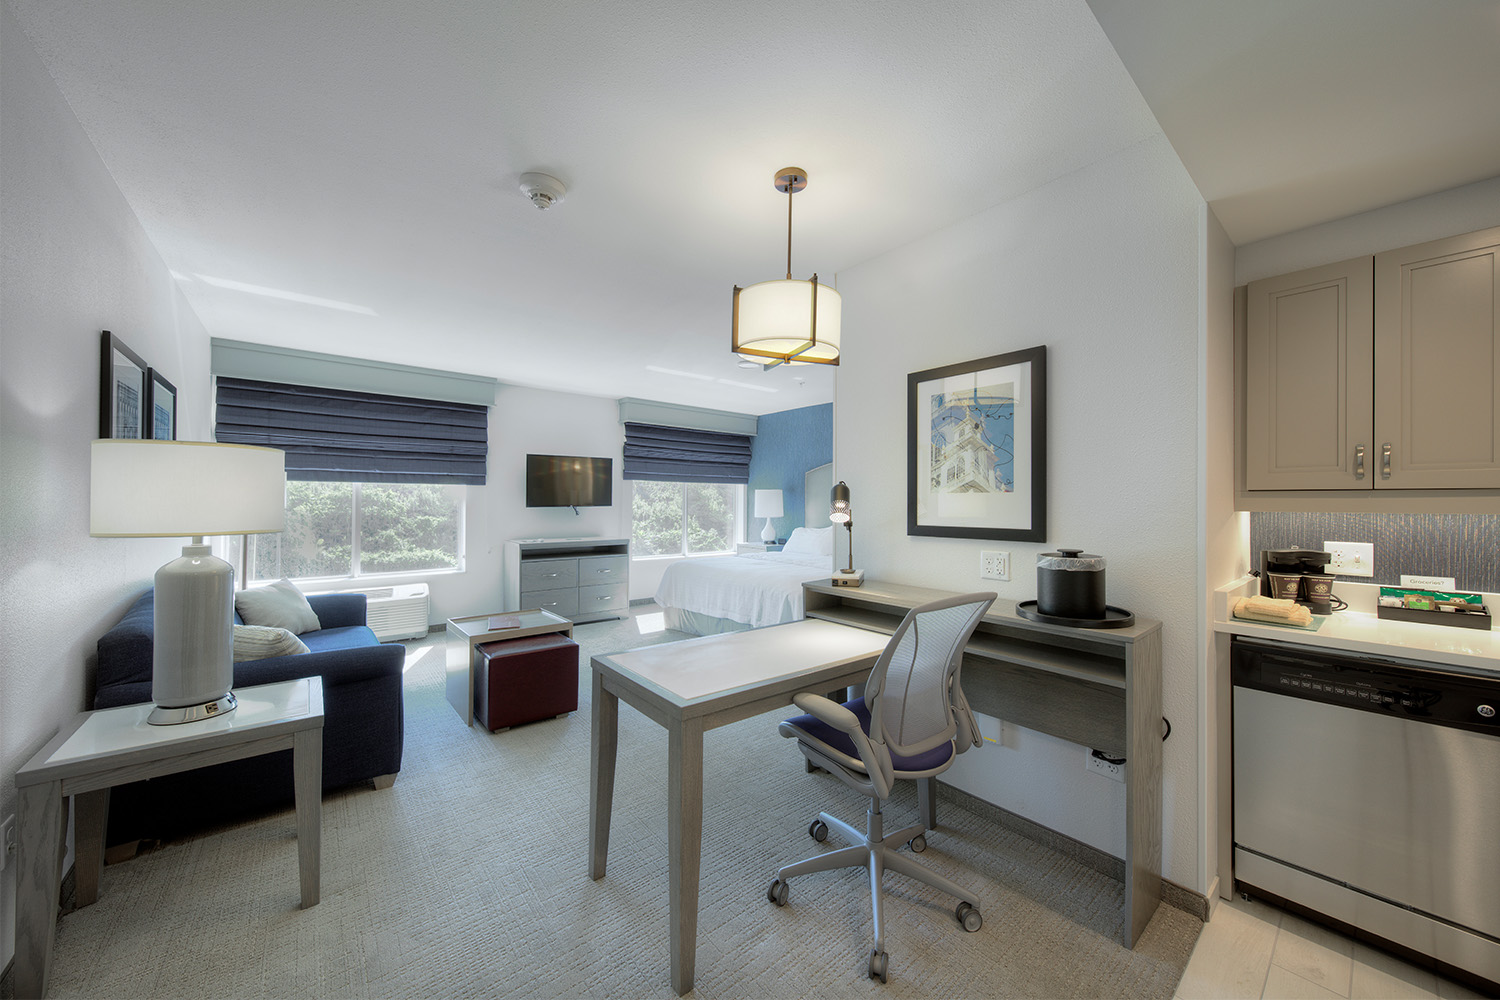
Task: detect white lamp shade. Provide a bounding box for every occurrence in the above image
[91,440,287,537]
[734,278,841,364]
[753,489,785,518]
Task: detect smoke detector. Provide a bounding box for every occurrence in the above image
[519,172,566,210]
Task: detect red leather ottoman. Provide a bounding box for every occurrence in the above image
[474,632,579,731]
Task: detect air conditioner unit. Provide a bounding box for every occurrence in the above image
[354,583,431,642]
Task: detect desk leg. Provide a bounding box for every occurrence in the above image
[668,715,704,997]
[916,777,938,830]
[74,788,109,906]
[589,670,618,881]
[293,726,322,908]
[15,780,63,1000]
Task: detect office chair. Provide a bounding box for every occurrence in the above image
[766,592,997,983]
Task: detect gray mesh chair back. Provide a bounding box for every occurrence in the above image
[768,592,996,983]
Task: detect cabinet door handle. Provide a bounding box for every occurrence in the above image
[1354,445,1365,480]
[1381,443,1392,479]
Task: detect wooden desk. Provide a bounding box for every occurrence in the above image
[13,678,324,999]
[803,580,1163,948]
[588,619,891,996]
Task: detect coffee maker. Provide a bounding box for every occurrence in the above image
[1259,548,1335,613]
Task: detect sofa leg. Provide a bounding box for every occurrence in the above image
[372,774,397,790]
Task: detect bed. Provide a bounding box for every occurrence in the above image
[655,464,836,635]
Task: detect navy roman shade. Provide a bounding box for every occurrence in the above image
[622,422,752,484]
[215,377,488,485]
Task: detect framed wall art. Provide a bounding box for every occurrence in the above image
[907,345,1046,541]
[99,330,148,439]
[147,368,177,440]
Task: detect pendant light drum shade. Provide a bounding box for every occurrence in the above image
[733,278,842,365]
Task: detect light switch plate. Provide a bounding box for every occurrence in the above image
[1324,540,1374,577]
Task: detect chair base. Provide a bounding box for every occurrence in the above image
[770,801,982,977]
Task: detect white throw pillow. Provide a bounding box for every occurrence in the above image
[782,525,834,557]
[232,624,311,663]
[235,578,322,634]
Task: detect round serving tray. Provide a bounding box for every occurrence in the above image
[1016,601,1135,629]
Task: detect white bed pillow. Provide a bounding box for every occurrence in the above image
[782,525,834,557]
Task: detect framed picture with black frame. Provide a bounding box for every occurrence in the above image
[99,330,148,439]
[907,345,1046,542]
[147,368,177,440]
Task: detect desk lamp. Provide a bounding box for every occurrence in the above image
[753,489,784,544]
[829,480,863,587]
[91,440,286,724]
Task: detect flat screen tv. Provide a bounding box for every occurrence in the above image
[525,454,613,508]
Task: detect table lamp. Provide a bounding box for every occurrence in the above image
[753,489,784,544]
[829,480,863,587]
[91,440,286,724]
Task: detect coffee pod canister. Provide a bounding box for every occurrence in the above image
[1035,548,1107,620]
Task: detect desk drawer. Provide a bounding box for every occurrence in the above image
[522,589,579,617]
[520,558,578,592]
[578,582,628,614]
[578,554,627,583]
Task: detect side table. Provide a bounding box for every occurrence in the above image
[444,609,574,726]
[13,677,325,999]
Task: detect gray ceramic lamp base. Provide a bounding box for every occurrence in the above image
[149,692,238,726]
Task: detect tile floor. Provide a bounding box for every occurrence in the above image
[1175,894,1492,1000]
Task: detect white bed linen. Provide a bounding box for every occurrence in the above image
[653,551,832,629]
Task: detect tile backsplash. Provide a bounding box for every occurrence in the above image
[1249,513,1500,593]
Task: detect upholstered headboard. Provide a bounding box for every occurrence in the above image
[804,462,832,529]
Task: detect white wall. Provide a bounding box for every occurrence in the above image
[833,134,1206,888]
[0,5,214,967]
[1234,175,1500,285]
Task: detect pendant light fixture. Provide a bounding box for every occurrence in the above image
[732,167,842,368]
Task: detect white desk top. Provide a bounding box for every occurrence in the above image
[594,618,890,707]
[18,677,323,783]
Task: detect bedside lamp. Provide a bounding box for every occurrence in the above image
[91,440,286,724]
[829,480,863,587]
[753,489,784,544]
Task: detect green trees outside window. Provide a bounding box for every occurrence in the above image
[243,482,464,583]
[631,481,740,558]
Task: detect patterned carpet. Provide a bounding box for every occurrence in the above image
[35,608,1199,998]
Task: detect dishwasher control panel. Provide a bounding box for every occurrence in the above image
[1232,636,1500,735]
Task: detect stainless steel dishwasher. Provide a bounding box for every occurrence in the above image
[1232,636,1500,989]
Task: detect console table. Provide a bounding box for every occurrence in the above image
[503,537,629,623]
[803,580,1163,948]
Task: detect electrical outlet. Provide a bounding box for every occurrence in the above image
[1324,540,1374,577]
[975,714,1004,747]
[1085,748,1125,782]
[980,550,1010,581]
[1,813,15,872]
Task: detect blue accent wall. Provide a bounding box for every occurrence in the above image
[746,402,833,540]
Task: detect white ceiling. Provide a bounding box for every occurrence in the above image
[10,0,1499,414]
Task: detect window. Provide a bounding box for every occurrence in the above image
[230,482,466,584]
[630,481,743,558]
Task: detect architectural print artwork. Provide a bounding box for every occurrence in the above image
[99,330,148,439]
[908,346,1046,541]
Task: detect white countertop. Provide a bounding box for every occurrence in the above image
[1214,577,1500,674]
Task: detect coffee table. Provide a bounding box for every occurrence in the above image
[445,609,574,726]
[13,677,324,999]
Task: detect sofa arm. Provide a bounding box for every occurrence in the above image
[234,641,404,690]
[308,593,367,630]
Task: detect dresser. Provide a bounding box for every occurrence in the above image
[503,537,630,623]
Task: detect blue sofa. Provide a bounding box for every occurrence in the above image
[94,588,406,845]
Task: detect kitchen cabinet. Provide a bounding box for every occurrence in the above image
[1243,225,1500,497]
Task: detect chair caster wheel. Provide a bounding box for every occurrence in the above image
[808,819,829,842]
[956,902,983,932]
[868,948,888,983]
[767,879,788,907]
[907,833,927,853]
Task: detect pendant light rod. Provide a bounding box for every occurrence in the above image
[773,167,807,280]
[786,184,793,279]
